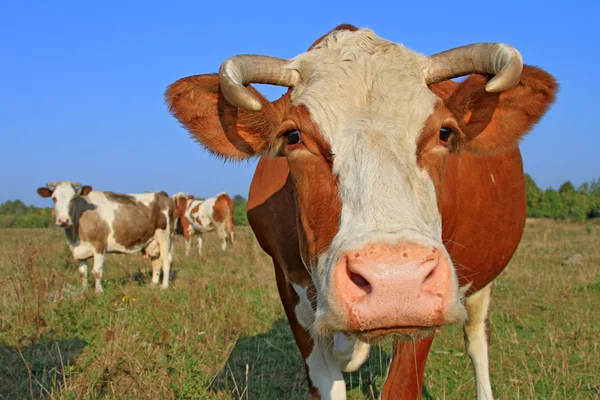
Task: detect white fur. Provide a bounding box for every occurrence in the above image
[292,284,347,400]
[464,283,495,400]
[284,28,464,334]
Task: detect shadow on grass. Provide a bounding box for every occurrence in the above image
[103,268,180,288]
[210,318,395,399]
[0,337,87,399]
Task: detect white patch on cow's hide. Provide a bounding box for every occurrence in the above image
[292,284,315,330]
[292,285,347,399]
[306,336,347,400]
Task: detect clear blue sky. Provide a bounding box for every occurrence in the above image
[1,1,597,207]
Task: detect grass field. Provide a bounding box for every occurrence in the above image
[0,220,598,399]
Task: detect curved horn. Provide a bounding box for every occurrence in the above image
[219,55,300,111]
[424,43,523,92]
[46,182,57,188]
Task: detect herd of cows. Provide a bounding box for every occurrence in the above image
[36,181,234,293]
[35,24,557,400]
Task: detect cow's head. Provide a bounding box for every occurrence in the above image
[37,181,92,227]
[172,192,194,215]
[166,26,556,341]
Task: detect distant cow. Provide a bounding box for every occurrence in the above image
[172,192,234,256]
[37,181,177,293]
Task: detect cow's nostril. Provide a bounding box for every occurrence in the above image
[349,270,371,294]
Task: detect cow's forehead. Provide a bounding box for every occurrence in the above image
[287,29,439,146]
[286,29,444,247]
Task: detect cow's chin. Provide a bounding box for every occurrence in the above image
[353,326,436,345]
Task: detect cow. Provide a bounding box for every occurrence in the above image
[172,192,235,256]
[166,25,557,400]
[37,181,177,294]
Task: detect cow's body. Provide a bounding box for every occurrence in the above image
[38,181,176,293]
[173,192,234,256]
[166,25,556,399]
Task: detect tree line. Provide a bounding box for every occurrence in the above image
[0,196,251,229]
[1,177,599,228]
[525,174,600,221]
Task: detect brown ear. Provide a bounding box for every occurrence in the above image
[186,195,194,200]
[80,185,93,196]
[37,187,53,198]
[445,65,558,154]
[165,74,284,159]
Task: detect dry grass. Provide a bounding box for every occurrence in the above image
[0,220,598,399]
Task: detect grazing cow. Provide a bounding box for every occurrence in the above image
[172,192,234,256]
[166,25,556,399]
[37,181,177,293]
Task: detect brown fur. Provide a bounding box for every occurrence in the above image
[111,193,165,250]
[213,193,235,238]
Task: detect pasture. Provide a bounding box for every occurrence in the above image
[0,220,598,399]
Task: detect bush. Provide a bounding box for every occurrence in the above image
[233,195,248,226]
[0,215,17,228]
[13,214,52,228]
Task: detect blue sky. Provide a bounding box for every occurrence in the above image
[1,0,597,207]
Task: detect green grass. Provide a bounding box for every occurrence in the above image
[0,221,598,399]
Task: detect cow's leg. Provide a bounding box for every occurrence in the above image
[274,261,346,400]
[150,256,162,286]
[152,229,172,289]
[213,222,228,252]
[77,260,88,289]
[464,282,495,400]
[184,237,192,256]
[91,252,105,295]
[184,225,194,257]
[379,336,434,400]
[197,233,204,257]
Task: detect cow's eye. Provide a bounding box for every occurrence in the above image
[285,130,302,145]
[52,197,57,203]
[439,127,453,144]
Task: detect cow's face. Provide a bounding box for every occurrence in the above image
[167,27,556,341]
[37,181,92,227]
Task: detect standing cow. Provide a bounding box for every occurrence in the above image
[37,181,176,293]
[172,192,235,256]
[166,25,557,399]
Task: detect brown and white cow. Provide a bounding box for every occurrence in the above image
[37,181,177,293]
[166,25,557,399]
[172,192,234,256]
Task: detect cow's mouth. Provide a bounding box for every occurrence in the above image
[353,326,437,344]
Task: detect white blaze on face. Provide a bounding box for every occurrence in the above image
[286,29,450,316]
[51,181,79,226]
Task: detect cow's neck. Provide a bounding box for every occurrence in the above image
[63,197,84,244]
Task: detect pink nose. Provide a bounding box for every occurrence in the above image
[57,217,71,226]
[334,243,457,332]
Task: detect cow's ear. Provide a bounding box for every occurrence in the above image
[445,65,557,154]
[80,185,93,196]
[37,187,53,198]
[166,74,284,160]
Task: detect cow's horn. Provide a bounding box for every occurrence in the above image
[424,43,523,92]
[219,55,300,111]
[46,182,56,188]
